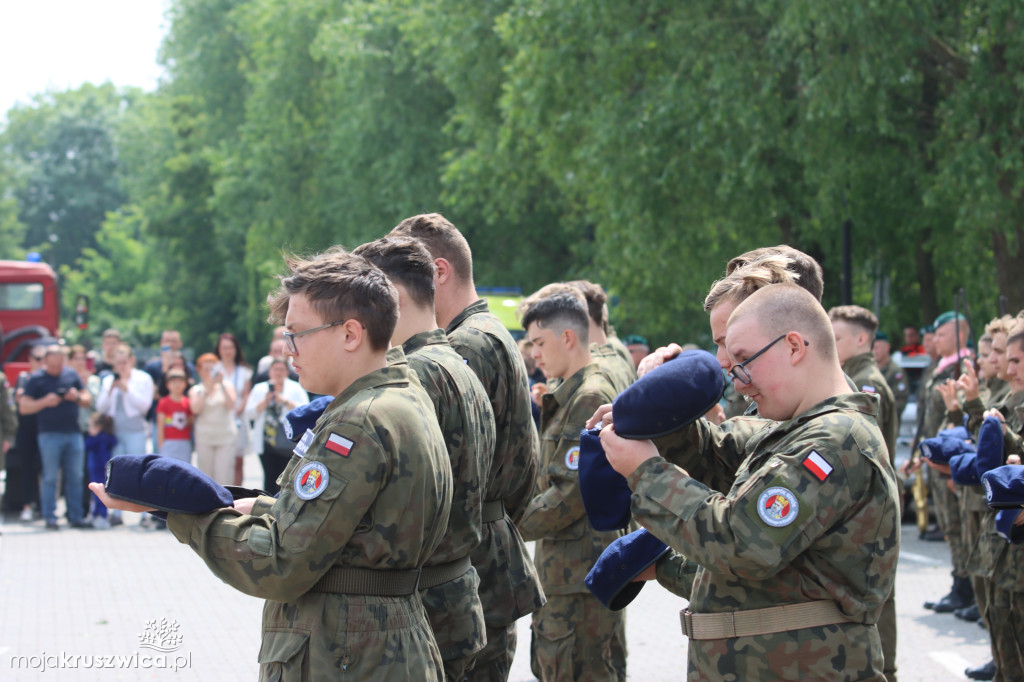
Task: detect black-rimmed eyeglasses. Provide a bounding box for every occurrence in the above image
[283,321,347,354]
[728,334,808,385]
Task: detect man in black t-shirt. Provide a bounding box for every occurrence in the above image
[19,345,92,529]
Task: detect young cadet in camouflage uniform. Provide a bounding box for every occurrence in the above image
[828,305,899,682]
[596,284,900,681]
[874,332,910,418]
[354,236,496,680]
[517,292,626,682]
[390,214,544,682]
[140,249,453,681]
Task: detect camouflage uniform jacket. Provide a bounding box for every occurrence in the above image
[880,359,910,419]
[915,360,959,447]
[635,393,899,679]
[590,341,637,395]
[518,362,625,595]
[399,329,496,661]
[167,353,453,680]
[446,299,546,624]
[954,378,1010,437]
[843,352,898,465]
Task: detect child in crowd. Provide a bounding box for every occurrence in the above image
[85,413,117,529]
[156,369,193,463]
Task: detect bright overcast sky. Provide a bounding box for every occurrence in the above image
[0,0,168,122]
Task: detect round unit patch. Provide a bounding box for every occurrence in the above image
[294,461,330,500]
[757,487,799,528]
[565,446,581,471]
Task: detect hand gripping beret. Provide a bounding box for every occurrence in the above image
[949,453,980,486]
[284,395,333,441]
[982,465,1024,509]
[995,509,1024,544]
[612,350,725,440]
[579,427,632,531]
[938,425,970,442]
[918,435,974,465]
[585,529,671,610]
[105,454,234,516]
[975,415,1005,476]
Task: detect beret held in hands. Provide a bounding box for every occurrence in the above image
[586,529,671,610]
[105,454,234,516]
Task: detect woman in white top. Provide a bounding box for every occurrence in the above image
[189,353,237,484]
[244,357,308,494]
[214,333,252,485]
[96,344,154,457]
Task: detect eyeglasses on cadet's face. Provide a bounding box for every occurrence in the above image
[728,333,809,385]
[282,321,348,354]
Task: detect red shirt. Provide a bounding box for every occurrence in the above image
[157,396,192,440]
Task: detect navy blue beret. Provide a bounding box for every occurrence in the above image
[918,435,974,465]
[949,453,981,486]
[579,427,632,531]
[975,415,1005,476]
[585,529,670,610]
[982,465,1024,509]
[938,425,970,441]
[284,395,333,441]
[105,454,234,516]
[613,350,724,439]
[995,509,1024,544]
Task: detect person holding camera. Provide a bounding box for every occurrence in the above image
[19,344,92,529]
[189,352,237,484]
[245,356,308,494]
[96,344,155,460]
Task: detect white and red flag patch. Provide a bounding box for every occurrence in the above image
[802,450,833,482]
[325,433,354,457]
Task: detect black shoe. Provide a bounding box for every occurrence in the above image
[921,527,946,542]
[69,520,93,529]
[955,603,981,621]
[965,660,996,680]
[926,576,975,612]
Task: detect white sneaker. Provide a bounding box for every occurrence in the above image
[19,508,33,522]
[92,517,111,530]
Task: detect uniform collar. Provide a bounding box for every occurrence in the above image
[841,352,877,377]
[782,392,879,433]
[333,348,410,407]
[401,328,448,356]
[546,362,601,409]
[445,299,490,334]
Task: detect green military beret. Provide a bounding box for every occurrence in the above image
[933,311,965,329]
[920,325,934,335]
[623,334,649,347]
[875,331,889,342]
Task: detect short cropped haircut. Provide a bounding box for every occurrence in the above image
[828,305,879,338]
[389,213,474,285]
[726,245,824,302]
[267,246,398,352]
[566,280,609,329]
[1008,319,1024,352]
[704,254,797,312]
[730,283,837,363]
[985,315,1016,339]
[353,236,436,309]
[518,283,586,321]
[521,292,590,345]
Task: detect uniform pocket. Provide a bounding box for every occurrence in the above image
[258,629,310,682]
[531,613,576,681]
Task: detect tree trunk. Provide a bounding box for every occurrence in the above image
[991,227,1024,315]
[915,239,939,325]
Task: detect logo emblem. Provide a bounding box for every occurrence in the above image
[757,487,799,527]
[983,476,993,502]
[565,446,580,471]
[294,461,329,500]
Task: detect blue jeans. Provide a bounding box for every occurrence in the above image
[38,431,85,524]
[113,430,148,458]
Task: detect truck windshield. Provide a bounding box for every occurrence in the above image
[0,283,45,310]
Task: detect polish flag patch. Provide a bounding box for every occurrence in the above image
[325,433,354,457]
[802,450,833,482]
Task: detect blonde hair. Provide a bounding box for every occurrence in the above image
[704,254,796,312]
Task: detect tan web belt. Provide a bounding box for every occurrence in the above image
[482,500,506,523]
[680,600,852,640]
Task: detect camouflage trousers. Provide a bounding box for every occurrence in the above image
[879,587,897,682]
[530,593,626,682]
[687,621,885,681]
[420,566,486,680]
[985,583,1024,682]
[258,593,443,682]
[930,473,967,577]
[465,622,516,682]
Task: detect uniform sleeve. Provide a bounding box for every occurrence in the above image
[517,392,603,541]
[628,442,856,581]
[652,416,766,492]
[167,421,388,603]
[654,548,699,599]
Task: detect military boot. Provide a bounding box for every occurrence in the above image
[954,603,981,622]
[964,659,996,680]
[924,575,975,613]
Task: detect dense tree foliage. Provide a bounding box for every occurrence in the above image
[2,0,1023,355]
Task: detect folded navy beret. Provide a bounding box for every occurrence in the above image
[982,465,1024,509]
[105,454,234,515]
[949,453,980,486]
[579,427,632,531]
[613,350,724,440]
[975,415,1005,476]
[585,529,670,610]
[938,425,970,441]
[284,395,333,441]
[995,509,1024,544]
[918,435,974,465]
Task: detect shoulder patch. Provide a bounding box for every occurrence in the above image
[294,429,315,458]
[757,487,799,527]
[565,446,580,471]
[294,461,329,500]
[802,450,834,482]
[861,385,877,394]
[325,433,354,457]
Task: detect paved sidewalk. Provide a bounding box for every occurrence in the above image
[0,457,996,680]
